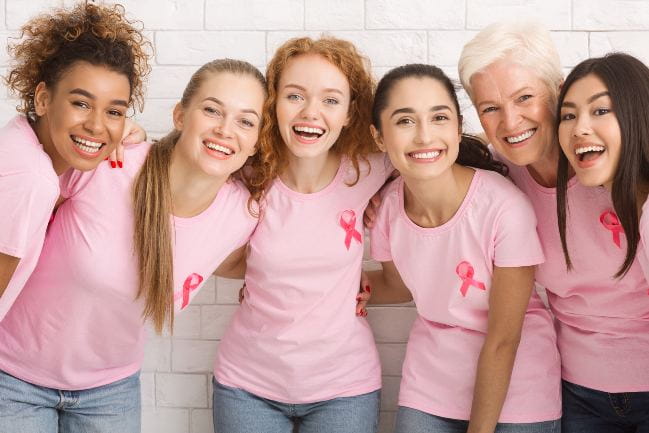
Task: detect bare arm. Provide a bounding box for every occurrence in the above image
[467,265,535,433]
[0,252,20,298]
[366,261,413,305]
[213,245,247,279]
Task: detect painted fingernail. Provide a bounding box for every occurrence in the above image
[104,157,109,160]
[365,285,371,294]
[356,296,362,302]
[110,161,116,168]
[117,161,123,168]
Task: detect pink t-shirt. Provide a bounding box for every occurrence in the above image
[215,153,391,403]
[0,116,59,321]
[370,170,559,423]
[639,198,649,281]
[0,141,257,390]
[505,162,649,392]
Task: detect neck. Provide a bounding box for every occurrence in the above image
[280,151,341,194]
[402,164,474,228]
[33,118,70,175]
[169,149,228,217]
[527,144,560,188]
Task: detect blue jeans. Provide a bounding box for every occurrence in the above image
[562,380,649,433]
[0,370,141,433]
[395,406,561,433]
[213,379,380,433]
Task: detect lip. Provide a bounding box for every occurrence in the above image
[291,122,326,145]
[407,148,445,163]
[203,139,236,160]
[502,128,536,149]
[70,134,106,159]
[573,142,606,169]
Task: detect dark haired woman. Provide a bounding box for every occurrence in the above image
[0,2,150,321]
[555,52,649,432]
[366,64,561,433]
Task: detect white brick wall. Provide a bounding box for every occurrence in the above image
[2,1,649,432]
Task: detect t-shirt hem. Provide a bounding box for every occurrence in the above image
[493,254,545,268]
[215,374,382,405]
[561,373,649,393]
[0,243,24,258]
[398,400,562,423]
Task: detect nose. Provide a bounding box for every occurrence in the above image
[414,121,432,145]
[214,116,234,138]
[502,105,522,132]
[82,109,104,135]
[572,113,592,137]
[299,98,319,120]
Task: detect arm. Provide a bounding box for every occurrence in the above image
[213,245,247,279]
[467,265,535,433]
[366,260,413,305]
[0,252,20,298]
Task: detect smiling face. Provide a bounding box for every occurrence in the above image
[275,54,351,162]
[373,76,461,181]
[558,73,622,189]
[173,72,264,179]
[470,58,555,167]
[34,61,131,173]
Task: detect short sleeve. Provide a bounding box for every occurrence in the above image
[369,181,397,263]
[59,167,96,199]
[493,193,545,267]
[0,172,57,258]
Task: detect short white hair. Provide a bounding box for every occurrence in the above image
[458,21,563,107]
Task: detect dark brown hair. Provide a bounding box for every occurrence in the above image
[133,59,265,334]
[556,53,649,277]
[5,2,151,116]
[372,63,507,175]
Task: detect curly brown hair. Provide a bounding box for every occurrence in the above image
[5,2,151,117]
[244,36,377,207]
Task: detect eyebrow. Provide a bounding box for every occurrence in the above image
[561,91,610,108]
[477,86,535,108]
[203,97,260,118]
[70,88,129,107]
[283,83,345,96]
[389,105,452,118]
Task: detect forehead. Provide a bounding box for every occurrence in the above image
[470,59,546,101]
[55,61,131,94]
[279,54,350,93]
[564,74,608,101]
[195,72,265,109]
[387,76,455,109]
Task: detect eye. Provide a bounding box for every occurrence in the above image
[324,97,339,105]
[240,118,256,128]
[287,94,303,102]
[594,107,611,116]
[204,106,222,116]
[517,94,533,103]
[107,109,125,118]
[432,114,449,122]
[560,112,575,121]
[481,106,497,114]
[72,100,90,109]
[396,117,415,126]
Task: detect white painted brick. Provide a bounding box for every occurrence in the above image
[366,0,465,30]
[142,336,172,372]
[155,31,266,67]
[201,305,238,339]
[378,411,397,433]
[0,69,11,99]
[5,0,64,30]
[142,408,189,433]
[551,32,589,67]
[147,66,196,99]
[215,277,244,304]
[266,31,321,61]
[157,373,208,407]
[113,0,203,30]
[191,276,217,305]
[305,0,364,30]
[172,340,219,373]
[377,343,407,376]
[380,375,402,411]
[141,372,156,407]
[467,0,571,31]
[134,98,176,133]
[205,0,303,30]
[1,32,18,67]
[366,306,417,343]
[0,1,5,30]
[589,32,649,66]
[574,0,649,30]
[207,373,214,408]
[174,306,202,339]
[190,408,214,433]
[428,31,478,67]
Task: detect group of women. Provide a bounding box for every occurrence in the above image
[0,3,646,433]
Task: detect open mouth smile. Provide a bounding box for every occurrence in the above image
[71,135,105,155]
[504,128,536,147]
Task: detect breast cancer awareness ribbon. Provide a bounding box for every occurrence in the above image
[176,273,204,309]
[456,261,486,297]
[599,210,623,248]
[339,210,362,250]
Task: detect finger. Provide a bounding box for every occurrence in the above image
[116,143,125,168]
[363,207,376,228]
[108,149,117,168]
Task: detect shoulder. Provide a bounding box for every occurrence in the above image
[473,169,535,221]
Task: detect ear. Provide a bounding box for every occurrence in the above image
[172,103,184,131]
[370,124,386,152]
[33,82,50,117]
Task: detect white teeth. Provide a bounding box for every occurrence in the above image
[205,142,233,155]
[411,150,441,159]
[505,129,535,144]
[293,126,324,135]
[71,135,103,149]
[575,145,605,155]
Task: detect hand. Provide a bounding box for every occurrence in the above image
[238,282,246,304]
[363,193,382,229]
[108,118,147,168]
[355,272,371,317]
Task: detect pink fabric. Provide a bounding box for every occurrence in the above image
[370,171,559,423]
[0,141,257,390]
[215,153,391,403]
[639,199,649,284]
[0,116,59,321]
[505,161,649,392]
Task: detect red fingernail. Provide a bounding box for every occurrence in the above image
[365,286,371,294]
[110,161,116,168]
[117,161,123,168]
[104,157,109,160]
[356,296,362,301]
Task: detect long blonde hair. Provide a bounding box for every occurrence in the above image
[133,59,265,334]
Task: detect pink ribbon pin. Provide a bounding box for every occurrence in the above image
[339,210,362,250]
[174,273,204,309]
[599,210,623,248]
[456,261,486,297]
